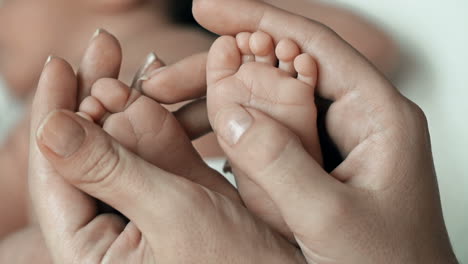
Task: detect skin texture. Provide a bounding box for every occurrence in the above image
[194,0,458,263]
[24,1,456,263]
[206,32,322,240]
[2,0,401,260]
[0,0,401,237]
[77,76,240,201]
[29,47,305,264]
[0,0,215,241]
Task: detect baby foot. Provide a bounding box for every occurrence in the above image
[77,78,239,201]
[207,31,322,239]
[208,31,321,162]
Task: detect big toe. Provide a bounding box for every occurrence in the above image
[207,36,242,87]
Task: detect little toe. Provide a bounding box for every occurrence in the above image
[294,53,318,87]
[276,39,301,76]
[250,31,277,66]
[91,78,141,114]
[78,96,107,122]
[207,35,242,87]
[236,32,255,64]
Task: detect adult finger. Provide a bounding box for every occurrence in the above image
[35,109,208,242]
[77,29,122,102]
[130,51,166,91]
[135,53,213,141]
[194,0,411,163]
[173,98,212,140]
[141,52,208,104]
[29,57,107,262]
[193,0,395,101]
[36,110,311,264]
[212,104,351,237]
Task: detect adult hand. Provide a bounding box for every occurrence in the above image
[28,31,304,263]
[191,0,458,263]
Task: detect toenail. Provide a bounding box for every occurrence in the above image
[37,111,85,158]
[215,107,253,146]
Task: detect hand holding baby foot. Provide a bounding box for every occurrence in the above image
[206,30,322,240]
[195,0,458,263]
[77,77,238,200]
[140,31,325,241]
[29,30,305,263]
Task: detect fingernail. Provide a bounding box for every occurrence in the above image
[131,51,159,90]
[137,74,150,82]
[139,52,158,76]
[44,55,55,66]
[145,66,167,80]
[215,107,253,146]
[90,28,107,42]
[37,111,85,158]
[138,66,167,85]
[144,52,158,67]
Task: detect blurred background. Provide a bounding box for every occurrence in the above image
[0,0,466,262]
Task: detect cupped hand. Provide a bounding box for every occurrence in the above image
[185,0,458,263]
[28,31,305,263]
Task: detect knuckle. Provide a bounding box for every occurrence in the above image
[159,179,219,221]
[400,100,430,138]
[178,182,216,209]
[301,19,336,50]
[401,98,427,123]
[410,102,428,125]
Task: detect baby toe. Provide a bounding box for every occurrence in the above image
[207,36,243,87]
[294,53,318,87]
[91,78,139,114]
[78,96,107,122]
[250,31,277,66]
[236,32,255,64]
[276,39,301,76]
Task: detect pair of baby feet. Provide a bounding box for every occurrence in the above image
[76,30,322,234]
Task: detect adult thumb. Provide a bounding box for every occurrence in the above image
[213,105,350,238]
[35,110,188,230]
